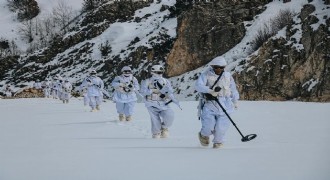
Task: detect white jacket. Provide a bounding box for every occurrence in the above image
[81,76,104,97]
[195,67,239,115]
[140,75,175,110]
[111,74,139,103]
[62,82,72,93]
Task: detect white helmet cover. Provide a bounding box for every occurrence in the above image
[209,56,227,66]
[151,65,165,72]
[121,66,132,72]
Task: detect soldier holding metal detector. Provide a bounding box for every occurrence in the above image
[195,56,256,149]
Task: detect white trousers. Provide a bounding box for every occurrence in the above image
[200,107,231,143]
[83,94,89,106]
[116,101,135,116]
[44,88,51,97]
[52,89,58,98]
[89,96,102,109]
[61,92,71,100]
[5,91,12,97]
[147,106,174,135]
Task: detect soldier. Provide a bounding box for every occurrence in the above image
[61,79,72,103]
[111,66,140,121]
[80,70,104,112]
[140,65,179,138]
[4,84,13,97]
[195,56,239,149]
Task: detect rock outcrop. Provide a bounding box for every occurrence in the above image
[167,0,268,77]
[236,3,330,102]
[13,88,44,98]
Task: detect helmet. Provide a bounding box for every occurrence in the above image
[209,56,227,67]
[56,74,62,79]
[151,65,164,73]
[56,74,63,81]
[90,69,97,76]
[121,66,132,73]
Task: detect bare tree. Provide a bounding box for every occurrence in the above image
[9,40,19,56]
[43,14,54,36]
[52,0,74,33]
[34,17,47,47]
[6,0,20,11]
[18,19,34,43]
[13,0,84,52]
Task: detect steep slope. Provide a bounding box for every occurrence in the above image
[0,0,329,102]
[1,0,176,90]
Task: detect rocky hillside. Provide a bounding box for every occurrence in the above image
[0,0,329,102]
[172,0,330,102]
[237,3,330,101]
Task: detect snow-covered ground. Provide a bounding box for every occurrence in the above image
[0,98,329,180]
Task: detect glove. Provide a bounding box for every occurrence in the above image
[123,87,131,92]
[119,83,126,87]
[151,88,160,94]
[160,85,170,94]
[159,94,166,98]
[214,86,221,92]
[209,89,219,97]
[233,101,238,109]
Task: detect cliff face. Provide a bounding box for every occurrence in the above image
[167,0,267,77]
[236,3,330,102]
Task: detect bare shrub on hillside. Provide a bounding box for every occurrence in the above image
[0,38,10,58]
[251,9,295,51]
[99,40,112,57]
[272,9,295,32]
[0,37,20,57]
[252,23,273,51]
[82,0,110,12]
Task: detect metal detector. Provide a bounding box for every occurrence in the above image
[212,97,257,142]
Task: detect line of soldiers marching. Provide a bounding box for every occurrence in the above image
[2,57,241,148]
